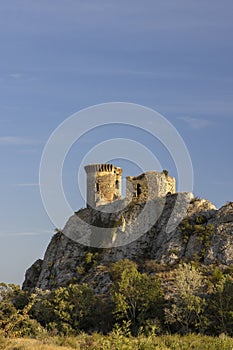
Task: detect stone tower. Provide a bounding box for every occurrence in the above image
[84,163,122,208]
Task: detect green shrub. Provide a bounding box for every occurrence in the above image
[179,219,215,260]
[30,283,97,335]
[165,263,207,334]
[109,259,138,281]
[206,275,233,336]
[111,260,164,335]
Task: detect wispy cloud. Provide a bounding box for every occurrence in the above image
[0,229,52,237]
[178,116,214,129]
[0,136,38,145]
[8,73,23,79]
[13,183,39,187]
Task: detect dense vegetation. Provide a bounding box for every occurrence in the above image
[1,260,233,348]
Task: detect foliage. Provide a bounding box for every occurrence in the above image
[165,263,207,334]
[40,283,96,334]
[109,258,138,281]
[110,260,163,335]
[0,283,44,337]
[206,274,233,335]
[2,260,233,339]
[211,267,224,284]
[179,217,215,260]
[83,251,100,271]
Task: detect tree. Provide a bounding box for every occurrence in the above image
[43,283,96,334]
[165,263,207,334]
[207,274,233,335]
[111,260,163,335]
[0,283,43,337]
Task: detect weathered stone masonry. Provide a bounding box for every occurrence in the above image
[126,171,176,202]
[85,163,176,208]
[84,164,122,207]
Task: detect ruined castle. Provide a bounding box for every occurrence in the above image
[84,163,176,208]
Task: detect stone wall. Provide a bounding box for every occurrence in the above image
[126,171,176,202]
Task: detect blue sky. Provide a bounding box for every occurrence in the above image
[0,0,233,285]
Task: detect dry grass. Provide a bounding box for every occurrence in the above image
[1,338,75,350]
[1,334,233,350]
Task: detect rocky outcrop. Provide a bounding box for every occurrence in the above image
[23,195,233,292]
[23,259,43,290]
[205,202,233,265]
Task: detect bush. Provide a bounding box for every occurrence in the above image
[110,260,164,335]
[109,259,138,281]
[165,263,207,334]
[0,283,45,338]
[206,275,233,336]
[41,283,96,335]
[179,219,214,260]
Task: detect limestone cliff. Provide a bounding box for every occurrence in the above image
[23,194,233,292]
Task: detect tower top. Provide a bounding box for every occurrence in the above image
[84,163,122,174]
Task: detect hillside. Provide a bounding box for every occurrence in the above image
[23,193,233,292]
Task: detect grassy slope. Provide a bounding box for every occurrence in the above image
[1,334,233,350]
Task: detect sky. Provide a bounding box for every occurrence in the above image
[0,0,233,285]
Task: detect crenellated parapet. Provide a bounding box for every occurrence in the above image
[84,163,122,174]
